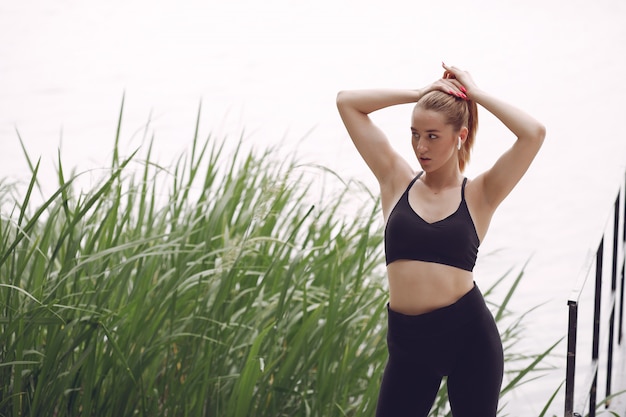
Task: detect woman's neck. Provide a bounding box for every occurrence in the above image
[420,165,463,192]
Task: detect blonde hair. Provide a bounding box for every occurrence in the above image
[415,91,478,172]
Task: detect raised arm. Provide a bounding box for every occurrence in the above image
[335,89,420,184]
[442,64,546,209]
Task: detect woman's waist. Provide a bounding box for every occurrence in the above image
[386,260,474,315]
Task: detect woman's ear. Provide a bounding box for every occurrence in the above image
[459,126,469,141]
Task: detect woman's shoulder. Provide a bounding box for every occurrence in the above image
[461,174,498,241]
[380,167,418,219]
[462,175,486,204]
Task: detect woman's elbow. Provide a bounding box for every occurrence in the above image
[336,90,350,108]
[526,123,546,147]
[535,123,547,145]
[336,90,358,114]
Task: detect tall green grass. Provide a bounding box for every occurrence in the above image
[1,106,559,416]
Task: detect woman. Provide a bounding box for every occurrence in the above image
[336,63,545,417]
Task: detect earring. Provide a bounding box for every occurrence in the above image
[457,137,462,150]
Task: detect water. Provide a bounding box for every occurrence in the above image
[2,0,626,414]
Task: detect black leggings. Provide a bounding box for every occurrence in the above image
[375,284,503,417]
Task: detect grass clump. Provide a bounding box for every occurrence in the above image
[1,107,558,416]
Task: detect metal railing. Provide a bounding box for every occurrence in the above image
[565,173,626,417]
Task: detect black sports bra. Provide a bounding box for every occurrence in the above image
[384,173,479,271]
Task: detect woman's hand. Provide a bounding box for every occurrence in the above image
[423,78,468,100]
[441,62,478,100]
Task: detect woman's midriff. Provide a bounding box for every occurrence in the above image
[386,260,475,315]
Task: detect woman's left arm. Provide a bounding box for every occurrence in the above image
[443,63,546,209]
[471,88,546,208]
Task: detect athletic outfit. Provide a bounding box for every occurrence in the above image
[384,174,479,271]
[376,172,503,417]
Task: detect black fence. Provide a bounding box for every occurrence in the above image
[565,174,626,417]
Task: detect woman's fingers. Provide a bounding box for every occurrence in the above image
[441,79,467,100]
[441,63,471,100]
[442,62,455,79]
[434,78,468,100]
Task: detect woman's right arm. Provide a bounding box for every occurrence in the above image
[336,89,424,185]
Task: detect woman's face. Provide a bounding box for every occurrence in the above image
[410,108,458,172]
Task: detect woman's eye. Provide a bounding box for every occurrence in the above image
[428,134,438,139]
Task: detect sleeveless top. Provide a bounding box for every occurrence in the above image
[384,173,480,271]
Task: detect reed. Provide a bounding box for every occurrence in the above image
[1,105,559,416]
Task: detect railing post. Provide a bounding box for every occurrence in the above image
[617,262,625,346]
[622,170,626,242]
[620,173,626,346]
[565,299,578,417]
[606,194,620,406]
[590,238,603,417]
